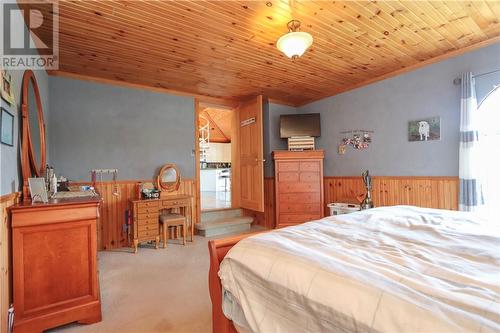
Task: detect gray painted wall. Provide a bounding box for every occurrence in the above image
[298,43,500,177]
[0,5,49,195]
[263,102,298,176]
[48,77,195,181]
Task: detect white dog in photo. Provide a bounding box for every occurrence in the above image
[418,121,430,141]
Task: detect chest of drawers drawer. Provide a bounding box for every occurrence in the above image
[137,212,159,220]
[278,214,321,226]
[137,229,159,240]
[300,161,320,172]
[137,206,158,214]
[279,192,320,204]
[137,201,159,209]
[278,182,320,193]
[278,172,299,182]
[138,224,158,233]
[277,162,299,172]
[279,203,321,214]
[161,198,191,209]
[137,217,158,226]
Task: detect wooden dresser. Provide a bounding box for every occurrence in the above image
[130,194,194,253]
[10,197,102,333]
[273,150,325,228]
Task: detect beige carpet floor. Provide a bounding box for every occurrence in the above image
[49,235,218,333]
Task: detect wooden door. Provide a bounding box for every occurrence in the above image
[238,96,264,212]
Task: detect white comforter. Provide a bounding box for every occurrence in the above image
[219,206,500,333]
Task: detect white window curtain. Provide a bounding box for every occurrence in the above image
[459,72,486,213]
[478,86,500,222]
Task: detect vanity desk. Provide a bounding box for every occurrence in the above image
[10,196,102,333]
[129,194,194,253]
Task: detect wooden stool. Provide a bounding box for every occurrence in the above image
[159,213,186,248]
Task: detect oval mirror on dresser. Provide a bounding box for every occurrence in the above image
[21,70,46,199]
[157,163,181,192]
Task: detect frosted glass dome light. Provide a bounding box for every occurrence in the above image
[276,20,313,59]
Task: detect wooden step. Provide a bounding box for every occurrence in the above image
[195,216,253,237]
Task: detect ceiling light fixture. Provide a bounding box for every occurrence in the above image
[276,20,313,59]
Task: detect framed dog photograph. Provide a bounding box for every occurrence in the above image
[408,116,440,142]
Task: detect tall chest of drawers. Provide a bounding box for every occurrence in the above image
[273,150,325,228]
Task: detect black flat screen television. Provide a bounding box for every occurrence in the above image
[280,113,321,138]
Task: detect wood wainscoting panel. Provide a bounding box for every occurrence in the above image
[73,179,197,250]
[1,192,20,333]
[324,176,459,213]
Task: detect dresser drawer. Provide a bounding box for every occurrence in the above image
[137,201,159,209]
[278,214,321,226]
[137,217,158,226]
[137,206,158,214]
[138,212,159,220]
[300,162,320,172]
[277,162,299,172]
[161,198,191,208]
[279,192,320,204]
[138,229,159,240]
[300,172,320,182]
[278,182,320,193]
[138,224,159,233]
[280,203,321,214]
[278,172,299,182]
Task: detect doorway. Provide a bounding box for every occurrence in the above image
[198,105,235,211]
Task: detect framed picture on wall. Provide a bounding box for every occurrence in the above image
[1,70,15,106]
[1,107,14,146]
[408,116,440,142]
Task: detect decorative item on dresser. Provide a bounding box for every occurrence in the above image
[273,150,324,228]
[129,164,194,253]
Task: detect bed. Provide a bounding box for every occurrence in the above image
[208,206,500,333]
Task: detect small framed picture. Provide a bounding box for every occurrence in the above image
[1,107,14,146]
[408,116,441,142]
[1,70,15,106]
[28,178,48,203]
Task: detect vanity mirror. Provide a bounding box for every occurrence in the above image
[157,164,181,192]
[21,70,47,200]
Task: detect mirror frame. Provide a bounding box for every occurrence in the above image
[21,70,46,200]
[156,164,181,192]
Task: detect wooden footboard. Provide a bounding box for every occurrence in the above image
[208,232,265,333]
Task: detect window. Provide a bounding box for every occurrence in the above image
[478,86,500,222]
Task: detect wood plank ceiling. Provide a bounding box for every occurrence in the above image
[200,107,232,143]
[31,1,500,106]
